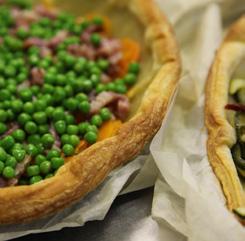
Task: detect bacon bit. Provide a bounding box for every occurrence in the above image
[98,120,122,141]
[30,67,45,86]
[34,5,57,19]
[68,44,96,60]
[11,8,39,27]
[50,124,61,149]
[40,46,52,57]
[225,104,245,112]
[48,30,69,48]
[24,37,47,48]
[101,73,112,83]
[98,38,121,57]
[90,91,130,120]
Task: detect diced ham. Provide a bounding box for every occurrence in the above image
[11,8,39,27]
[0,123,19,139]
[225,104,245,112]
[97,39,121,57]
[40,46,52,57]
[50,124,61,149]
[48,30,68,48]
[34,5,57,19]
[101,73,112,83]
[24,37,47,48]
[68,44,96,60]
[30,67,45,86]
[7,155,32,186]
[90,91,130,120]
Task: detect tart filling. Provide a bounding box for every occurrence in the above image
[226,76,245,219]
[0,0,140,186]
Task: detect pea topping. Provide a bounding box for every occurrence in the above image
[84,131,97,144]
[29,175,42,184]
[40,161,52,174]
[62,144,74,156]
[2,166,15,179]
[27,165,40,177]
[51,157,64,170]
[25,121,37,134]
[0,1,140,186]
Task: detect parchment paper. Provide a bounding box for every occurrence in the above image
[151,0,245,240]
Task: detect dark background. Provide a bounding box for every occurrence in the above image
[12,188,153,241]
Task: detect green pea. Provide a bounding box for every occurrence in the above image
[0,147,7,162]
[26,144,38,157]
[97,59,109,70]
[128,62,140,74]
[52,109,65,122]
[78,122,89,135]
[2,166,15,179]
[45,173,54,179]
[12,149,26,162]
[17,27,29,39]
[5,156,17,168]
[0,122,7,135]
[84,131,97,144]
[0,161,4,173]
[90,74,100,86]
[99,108,111,121]
[61,134,70,145]
[33,112,47,124]
[25,121,37,134]
[115,84,127,94]
[29,175,43,184]
[41,133,55,148]
[45,106,55,118]
[0,109,7,122]
[56,74,66,86]
[1,135,15,150]
[53,87,66,103]
[86,124,98,133]
[23,102,35,114]
[54,120,66,135]
[18,113,32,126]
[69,135,80,147]
[0,89,11,101]
[47,149,61,160]
[67,125,79,135]
[51,157,64,170]
[44,72,56,84]
[38,124,49,135]
[27,165,40,177]
[78,101,90,114]
[62,144,74,156]
[35,154,46,165]
[65,115,75,125]
[27,134,41,145]
[34,99,47,111]
[124,73,137,85]
[19,88,33,101]
[63,98,78,111]
[76,93,88,102]
[4,65,16,77]
[90,33,101,46]
[96,83,106,93]
[11,99,23,113]
[12,129,26,142]
[42,83,54,94]
[91,115,103,127]
[40,161,52,174]
[92,16,103,26]
[64,85,74,97]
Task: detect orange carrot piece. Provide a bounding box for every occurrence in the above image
[98,120,122,141]
[118,38,141,76]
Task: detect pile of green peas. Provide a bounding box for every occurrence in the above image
[0,1,140,185]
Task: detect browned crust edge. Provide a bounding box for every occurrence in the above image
[0,0,181,224]
[205,15,245,222]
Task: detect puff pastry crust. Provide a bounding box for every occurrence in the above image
[205,15,245,219]
[0,0,181,223]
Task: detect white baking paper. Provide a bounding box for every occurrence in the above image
[151,0,245,240]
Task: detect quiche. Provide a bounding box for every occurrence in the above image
[205,15,245,223]
[0,0,180,223]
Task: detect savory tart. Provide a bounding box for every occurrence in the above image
[205,15,245,223]
[0,0,180,223]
